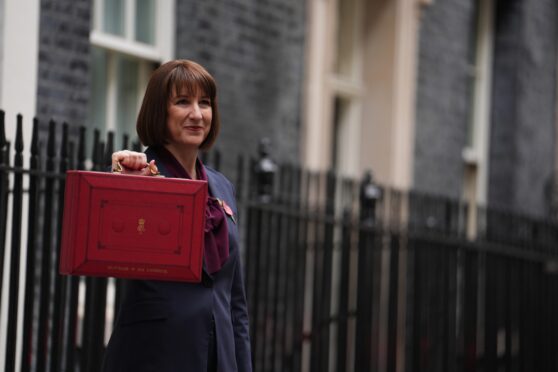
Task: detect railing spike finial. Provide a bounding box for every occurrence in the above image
[15,114,23,153]
[78,126,86,169]
[122,133,129,150]
[104,131,114,167]
[0,110,6,148]
[96,141,105,170]
[47,119,56,158]
[253,137,277,203]
[31,118,39,157]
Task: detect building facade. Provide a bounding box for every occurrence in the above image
[0,0,555,207]
[0,0,306,179]
[303,0,558,218]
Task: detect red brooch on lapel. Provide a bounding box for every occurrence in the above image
[218,198,236,224]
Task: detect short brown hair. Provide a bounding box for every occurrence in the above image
[136,60,220,150]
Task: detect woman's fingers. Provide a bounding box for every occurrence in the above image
[111,150,160,176]
[112,150,147,171]
[136,160,159,176]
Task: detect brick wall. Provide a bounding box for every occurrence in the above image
[489,0,557,217]
[36,0,92,129]
[413,0,476,198]
[176,0,306,176]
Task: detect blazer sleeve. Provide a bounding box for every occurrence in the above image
[231,245,253,372]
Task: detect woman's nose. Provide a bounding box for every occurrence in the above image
[190,102,203,119]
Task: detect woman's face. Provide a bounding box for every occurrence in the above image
[166,86,212,152]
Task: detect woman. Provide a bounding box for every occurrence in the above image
[102,60,252,372]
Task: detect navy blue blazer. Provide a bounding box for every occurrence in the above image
[102,148,252,372]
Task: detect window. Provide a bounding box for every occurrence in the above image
[329,0,363,176]
[462,0,494,206]
[88,0,174,149]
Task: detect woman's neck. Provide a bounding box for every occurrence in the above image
[164,144,198,179]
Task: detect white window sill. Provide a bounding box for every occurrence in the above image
[90,30,161,62]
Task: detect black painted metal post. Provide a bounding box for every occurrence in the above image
[270,165,287,372]
[5,114,24,371]
[260,204,276,372]
[0,110,8,310]
[386,232,400,372]
[122,133,129,150]
[81,129,99,371]
[254,138,276,203]
[64,126,87,372]
[279,165,298,372]
[309,173,323,372]
[337,208,352,372]
[354,171,380,372]
[251,140,276,371]
[37,120,57,372]
[21,118,40,372]
[83,133,110,372]
[318,170,335,372]
[51,123,69,372]
[291,168,307,372]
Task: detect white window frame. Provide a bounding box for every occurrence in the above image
[89,0,175,133]
[462,0,494,206]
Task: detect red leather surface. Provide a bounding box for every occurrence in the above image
[60,171,207,282]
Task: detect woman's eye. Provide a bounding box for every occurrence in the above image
[200,99,211,106]
[176,98,189,105]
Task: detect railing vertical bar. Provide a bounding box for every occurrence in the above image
[280,165,297,372]
[354,180,376,372]
[270,165,287,372]
[65,126,86,371]
[385,235,400,372]
[21,117,40,372]
[291,167,307,372]
[309,172,324,372]
[253,203,266,370]
[0,110,8,312]
[5,114,25,371]
[82,135,109,372]
[263,203,280,372]
[36,119,57,372]
[51,122,69,372]
[318,170,335,372]
[336,209,352,372]
[81,129,99,371]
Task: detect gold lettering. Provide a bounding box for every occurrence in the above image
[137,218,146,234]
[107,265,130,271]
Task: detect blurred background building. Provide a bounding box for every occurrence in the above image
[0,1,558,371]
[0,0,556,217]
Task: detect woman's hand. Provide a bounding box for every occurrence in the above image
[111,150,159,176]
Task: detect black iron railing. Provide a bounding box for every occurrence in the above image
[0,111,557,372]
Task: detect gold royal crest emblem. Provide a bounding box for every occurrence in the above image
[137,218,146,235]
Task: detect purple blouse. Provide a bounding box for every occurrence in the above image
[154,146,229,274]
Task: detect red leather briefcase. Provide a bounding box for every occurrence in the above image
[60,171,207,282]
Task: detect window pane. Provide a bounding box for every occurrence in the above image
[135,0,155,45]
[116,55,140,143]
[331,96,350,171]
[103,0,125,37]
[89,46,108,146]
